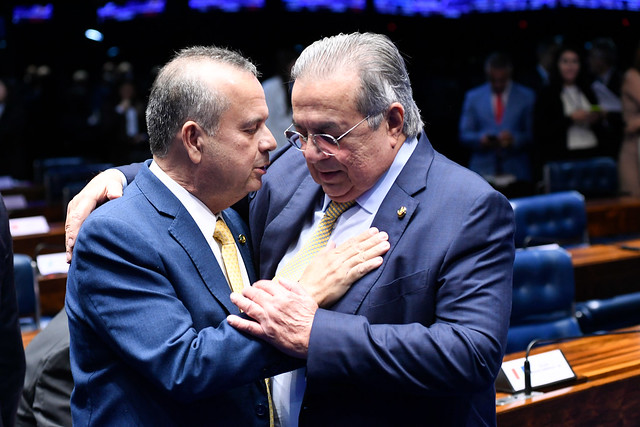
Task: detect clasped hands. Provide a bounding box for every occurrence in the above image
[227,227,389,358]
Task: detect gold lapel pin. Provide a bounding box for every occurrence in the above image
[237,234,247,245]
[397,206,407,219]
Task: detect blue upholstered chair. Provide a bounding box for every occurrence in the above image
[509,190,588,248]
[506,246,582,353]
[543,157,618,198]
[14,253,41,331]
[32,156,86,185]
[43,162,114,204]
[575,292,640,334]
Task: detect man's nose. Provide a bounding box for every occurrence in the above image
[303,139,331,162]
[261,126,278,152]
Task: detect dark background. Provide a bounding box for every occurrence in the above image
[1,0,640,177]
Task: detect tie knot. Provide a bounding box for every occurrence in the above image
[213,218,235,246]
[325,200,356,219]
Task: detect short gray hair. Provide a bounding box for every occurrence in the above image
[146,45,258,157]
[290,32,423,139]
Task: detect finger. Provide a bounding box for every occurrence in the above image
[229,291,263,319]
[318,228,382,258]
[275,277,307,296]
[244,282,278,302]
[359,239,390,261]
[250,280,278,297]
[226,315,267,338]
[346,256,384,282]
[343,228,388,255]
[338,231,389,264]
[65,198,97,263]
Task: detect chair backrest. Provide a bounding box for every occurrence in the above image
[33,156,86,185]
[506,246,582,353]
[543,157,618,198]
[13,253,41,330]
[509,190,588,248]
[43,162,114,203]
[575,291,640,334]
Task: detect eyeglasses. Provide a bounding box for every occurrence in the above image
[284,115,371,157]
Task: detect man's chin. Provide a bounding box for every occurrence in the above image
[321,184,353,202]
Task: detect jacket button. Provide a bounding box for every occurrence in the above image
[255,404,267,417]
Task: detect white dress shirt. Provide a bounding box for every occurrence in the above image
[149,161,250,290]
[272,135,418,427]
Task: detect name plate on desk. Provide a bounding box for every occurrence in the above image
[9,215,50,237]
[496,349,577,393]
[2,194,27,210]
[36,252,69,275]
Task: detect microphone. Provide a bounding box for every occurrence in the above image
[497,329,640,405]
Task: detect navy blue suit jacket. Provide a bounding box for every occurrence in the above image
[66,161,296,426]
[459,82,536,181]
[250,133,515,426]
[1,195,26,427]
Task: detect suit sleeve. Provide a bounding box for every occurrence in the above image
[305,190,514,396]
[458,91,485,149]
[66,213,296,402]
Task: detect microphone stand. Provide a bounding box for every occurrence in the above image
[497,329,640,405]
[506,338,546,402]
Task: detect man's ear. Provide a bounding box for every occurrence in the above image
[182,120,204,164]
[386,102,405,145]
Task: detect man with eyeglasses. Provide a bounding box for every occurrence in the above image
[65,33,514,426]
[229,32,515,427]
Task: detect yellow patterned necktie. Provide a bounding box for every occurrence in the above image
[213,218,244,293]
[275,200,356,282]
[214,217,274,426]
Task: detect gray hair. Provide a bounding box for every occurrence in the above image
[146,45,258,157]
[290,32,423,139]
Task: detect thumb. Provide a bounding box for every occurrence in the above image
[105,181,124,200]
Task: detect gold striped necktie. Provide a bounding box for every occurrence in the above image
[276,200,356,282]
[213,218,244,293]
[214,217,274,425]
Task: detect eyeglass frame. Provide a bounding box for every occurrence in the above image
[284,114,372,157]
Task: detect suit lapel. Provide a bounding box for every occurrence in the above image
[260,174,323,279]
[136,163,239,314]
[332,133,434,314]
[168,210,239,314]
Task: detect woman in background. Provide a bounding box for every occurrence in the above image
[618,42,640,197]
[534,43,606,172]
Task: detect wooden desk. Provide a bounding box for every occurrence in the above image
[568,239,640,301]
[12,221,65,258]
[8,201,64,223]
[496,329,640,426]
[586,196,640,240]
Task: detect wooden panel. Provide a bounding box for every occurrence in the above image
[497,329,640,426]
[568,239,640,301]
[39,273,67,316]
[586,197,640,239]
[11,222,65,258]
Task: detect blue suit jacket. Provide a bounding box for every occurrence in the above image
[459,82,536,181]
[250,133,515,426]
[66,161,295,426]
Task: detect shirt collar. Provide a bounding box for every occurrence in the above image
[149,160,219,239]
